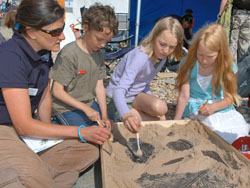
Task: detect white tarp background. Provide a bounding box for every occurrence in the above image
[62,0,129,48]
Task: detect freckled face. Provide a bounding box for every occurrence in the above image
[153,30,178,60]
[85,27,114,53]
[197,42,218,69]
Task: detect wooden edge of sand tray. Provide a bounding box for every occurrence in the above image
[100,120,250,188]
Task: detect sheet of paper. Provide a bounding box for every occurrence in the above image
[21,136,63,153]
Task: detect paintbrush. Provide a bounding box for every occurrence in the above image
[97,120,114,156]
[193,99,209,121]
[136,133,143,157]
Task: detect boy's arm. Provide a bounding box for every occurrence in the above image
[52,81,100,122]
[95,80,113,128]
[95,80,108,119]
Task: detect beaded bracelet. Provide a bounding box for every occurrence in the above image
[78,125,87,143]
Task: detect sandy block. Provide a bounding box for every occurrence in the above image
[165,78,176,85]
[101,120,250,188]
[157,72,177,78]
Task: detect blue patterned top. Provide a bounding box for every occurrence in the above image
[183,61,237,118]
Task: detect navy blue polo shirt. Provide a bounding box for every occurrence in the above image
[0,31,53,125]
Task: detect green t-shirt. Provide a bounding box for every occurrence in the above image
[49,41,106,116]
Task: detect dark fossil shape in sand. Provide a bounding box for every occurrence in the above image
[136,169,236,188]
[223,151,240,170]
[167,139,193,151]
[201,150,228,167]
[162,157,184,166]
[126,138,155,163]
[167,131,175,136]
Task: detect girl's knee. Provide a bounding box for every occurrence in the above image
[152,99,168,115]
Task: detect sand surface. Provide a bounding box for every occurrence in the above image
[101,120,250,188]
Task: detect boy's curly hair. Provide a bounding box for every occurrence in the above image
[82,3,118,36]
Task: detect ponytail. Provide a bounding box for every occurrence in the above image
[3,9,17,30]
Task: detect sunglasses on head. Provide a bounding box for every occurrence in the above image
[39,23,65,37]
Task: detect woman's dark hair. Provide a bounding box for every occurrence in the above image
[4,0,64,34]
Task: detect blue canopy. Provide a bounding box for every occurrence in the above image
[129,0,221,46]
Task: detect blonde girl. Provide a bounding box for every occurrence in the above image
[174,23,249,144]
[106,16,184,133]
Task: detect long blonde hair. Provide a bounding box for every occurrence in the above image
[176,23,240,105]
[139,16,184,62]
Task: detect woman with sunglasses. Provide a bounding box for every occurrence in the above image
[0,0,110,187]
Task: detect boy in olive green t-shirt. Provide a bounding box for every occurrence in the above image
[50,3,118,132]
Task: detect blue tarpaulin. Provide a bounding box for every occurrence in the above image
[129,0,221,46]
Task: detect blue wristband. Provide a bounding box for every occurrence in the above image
[78,125,87,143]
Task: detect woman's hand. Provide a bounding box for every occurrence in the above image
[122,113,141,133]
[80,126,111,145]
